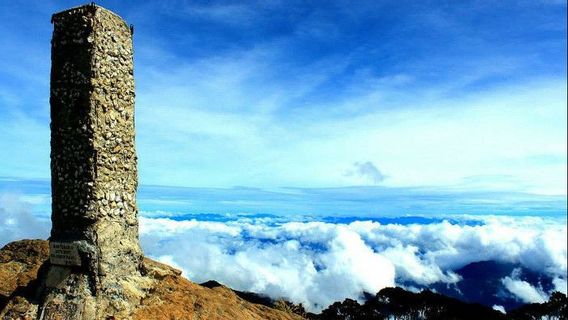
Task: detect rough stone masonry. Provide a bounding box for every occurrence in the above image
[40,4,145,318]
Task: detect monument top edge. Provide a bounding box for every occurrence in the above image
[52,3,129,25]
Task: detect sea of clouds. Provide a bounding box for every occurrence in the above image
[138,215,567,311]
[1,193,566,312]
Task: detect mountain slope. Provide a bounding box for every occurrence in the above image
[0,239,302,320]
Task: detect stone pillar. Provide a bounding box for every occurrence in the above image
[41,4,143,318]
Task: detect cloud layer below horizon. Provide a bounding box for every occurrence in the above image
[139,215,567,311]
[1,194,565,312]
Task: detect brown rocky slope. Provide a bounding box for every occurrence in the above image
[0,239,304,320]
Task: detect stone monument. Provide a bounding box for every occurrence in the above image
[40,3,144,318]
[0,4,305,320]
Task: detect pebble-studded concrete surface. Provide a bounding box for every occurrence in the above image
[43,5,144,319]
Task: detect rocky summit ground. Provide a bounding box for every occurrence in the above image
[0,239,303,320]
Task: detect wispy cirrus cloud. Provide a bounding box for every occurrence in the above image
[0,1,566,193]
[2,178,565,217]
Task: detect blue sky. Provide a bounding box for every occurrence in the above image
[0,2,567,308]
[0,1,566,210]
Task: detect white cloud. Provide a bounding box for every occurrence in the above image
[139,215,567,311]
[552,277,567,294]
[502,276,548,304]
[0,193,50,246]
[130,25,567,193]
[139,218,395,310]
[380,244,460,285]
[0,196,565,312]
[492,305,506,313]
[344,161,387,185]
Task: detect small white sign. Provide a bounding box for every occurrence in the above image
[49,241,81,266]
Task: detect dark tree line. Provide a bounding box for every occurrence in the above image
[273,287,567,320]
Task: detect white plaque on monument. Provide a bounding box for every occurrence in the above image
[49,241,81,266]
